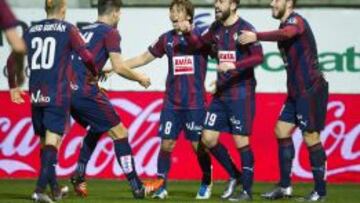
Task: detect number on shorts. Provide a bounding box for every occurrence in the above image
[164,121,172,135]
[205,112,217,127]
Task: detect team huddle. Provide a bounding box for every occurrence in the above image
[2,0,328,202]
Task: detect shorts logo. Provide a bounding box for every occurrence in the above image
[297,114,308,127]
[120,155,133,174]
[173,55,195,75]
[218,51,236,63]
[185,122,203,131]
[31,90,50,104]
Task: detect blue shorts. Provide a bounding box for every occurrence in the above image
[279,81,329,132]
[71,90,120,134]
[204,90,256,135]
[31,105,70,137]
[158,108,205,141]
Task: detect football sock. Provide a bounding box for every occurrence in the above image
[278,137,295,188]
[308,143,327,196]
[238,145,254,194]
[209,143,238,179]
[196,141,212,185]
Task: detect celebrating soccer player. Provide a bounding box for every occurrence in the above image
[69,0,150,199]
[123,0,213,199]
[7,0,98,202]
[179,0,264,200]
[239,0,329,201]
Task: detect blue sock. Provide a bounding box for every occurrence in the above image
[278,138,295,188]
[36,145,58,192]
[209,143,238,179]
[76,131,102,177]
[157,149,171,188]
[238,146,254,194]
[308,143,327,196]
[113,138,142,190]
[197,141,212,185]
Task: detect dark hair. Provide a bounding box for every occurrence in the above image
[233,0,240,6]
[45,0,65,14]
[98,0,123,16]
[292,0,297,7]
[170,0,194,23]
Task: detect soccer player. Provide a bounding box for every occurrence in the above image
[178,0,264,201]
[238,0,329,201]
[123,0,213,199]
[69,0,150,199]
[0,0,26,54]
[7,0,97,202]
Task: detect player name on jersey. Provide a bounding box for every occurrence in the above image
[29,23,66,33]
[172,55,195,75]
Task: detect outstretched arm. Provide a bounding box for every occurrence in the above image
[110,52,151,88]
[124,51,156,69]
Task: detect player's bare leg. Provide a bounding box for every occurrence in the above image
[228,135,253,201]
[262,121,295,200]
[202,130,241,199]
[191,141,212,199]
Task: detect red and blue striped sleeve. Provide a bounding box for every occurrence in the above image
[256,16,305,41]
[105,29,121,53]
[68,25,97,76]
[0,0,18,30]
[148,34,166,58]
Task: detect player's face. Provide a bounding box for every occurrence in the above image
[270,0,288,19]
[214,0,234,22]
[169,4,190,31]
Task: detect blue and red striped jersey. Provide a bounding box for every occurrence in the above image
[71,22,121,95]
[257,12,325,98]
[0,0,18,30]
[148,28,209,110]
[201,18,263,100]
[24,19,93,106]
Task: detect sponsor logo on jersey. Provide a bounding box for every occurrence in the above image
[218,51,236,63]
[173,55,195,75]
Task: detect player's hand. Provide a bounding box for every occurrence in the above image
[99,69,114,82]
[177,20,192,33]
[238,30,257,45]
[138,72,151,89]
[217,62,236,73]
[10,87,25,104]
[209,80,217,95]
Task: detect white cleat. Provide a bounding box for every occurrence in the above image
[196,183,212,199]
[152,187,168,199]
[31,192,54,203]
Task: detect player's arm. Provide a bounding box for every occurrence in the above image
[239,18,305,44]
[109,52,151,88]
[0,0,26,53]
[6,51,25,104]
[124,51,156,69]
[69,26,97,76]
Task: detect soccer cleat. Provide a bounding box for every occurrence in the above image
[152,187,168,199]
[195,183,212,199]
[221,177,241,199]
[51,185,69,201]
[296,191,326,202]
[31,192,54,203]
[70,174,88,197]
[229,190,253,202]
[261,185,293,200]
[143,178,165,194]
[132,185,146,199]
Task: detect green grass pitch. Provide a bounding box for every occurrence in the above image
[0,179,358,202]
